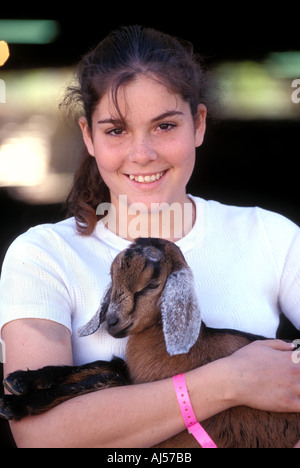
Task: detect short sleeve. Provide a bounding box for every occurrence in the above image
[279,232,300,329]
[0,228,73,337]
[260,209,300,330]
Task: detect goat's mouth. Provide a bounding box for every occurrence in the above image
[108,323,133,339]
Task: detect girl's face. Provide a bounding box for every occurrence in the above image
[80,75,206,212]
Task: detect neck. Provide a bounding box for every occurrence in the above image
[98,195,196,241]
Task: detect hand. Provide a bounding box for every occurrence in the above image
[227,339,300,413]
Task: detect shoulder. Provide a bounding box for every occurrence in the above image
[1,217,111,279]
[2,217,128,276]
[190,195,300,252]
[8,217,77,245]
[190,195,261,227]
[200,197,299,237]
[3,217,78,261]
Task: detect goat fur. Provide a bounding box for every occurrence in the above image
[1,238,300,448]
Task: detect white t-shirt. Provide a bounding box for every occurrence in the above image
[1,196,300,365]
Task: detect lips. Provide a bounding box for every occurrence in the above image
[128,171,166,184]
[108,322,133,338]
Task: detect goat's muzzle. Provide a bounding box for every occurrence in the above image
[106,319,132,338]
[108,322,133,339]
[106,306,133,339]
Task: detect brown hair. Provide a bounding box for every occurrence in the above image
[63,25,209,235]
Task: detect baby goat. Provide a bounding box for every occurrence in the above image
[1,238,300,448]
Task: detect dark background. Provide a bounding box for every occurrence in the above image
[1,10,299,262]
[0,7,299,447]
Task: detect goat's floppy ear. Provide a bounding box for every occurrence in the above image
[77,283,112,337]
[161,268,201,356]
[143,246,162,262]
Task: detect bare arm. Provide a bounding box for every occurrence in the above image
[3,319,229,448]
[3,319,300,448]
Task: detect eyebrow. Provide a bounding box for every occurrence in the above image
[97,110,184,126]
[150,110,184,123]
[97,118,123,125]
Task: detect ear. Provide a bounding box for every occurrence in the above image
[161,268,201,356]
[194,104,207,148]
[77,283,112,337]
[78,116,96,157]
[143,246,162,262]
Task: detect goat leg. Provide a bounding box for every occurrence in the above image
[4,357,128,396]
[4,365,81,396]
[0,357,130,420]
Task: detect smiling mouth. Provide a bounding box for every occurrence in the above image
[127,171,166,184]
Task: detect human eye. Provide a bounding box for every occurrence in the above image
[156,122,177,132]
[105,127,126,136]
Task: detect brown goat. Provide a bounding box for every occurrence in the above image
[1,238,300,448]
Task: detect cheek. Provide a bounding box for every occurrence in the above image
[167,138,196,176]
[163,128,196,165]
[93,143,123,175]
[170,138,196,189]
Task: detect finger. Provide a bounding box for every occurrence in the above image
[259,339,294,351]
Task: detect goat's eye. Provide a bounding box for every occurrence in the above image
[147,283,159,290]
[134,283,159,302]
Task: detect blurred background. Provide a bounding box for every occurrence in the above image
[0,6,299,447]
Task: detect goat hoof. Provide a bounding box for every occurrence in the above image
[4,373,29,396]
[0,397,13,421]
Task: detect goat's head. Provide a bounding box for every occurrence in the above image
[78,238,201,355]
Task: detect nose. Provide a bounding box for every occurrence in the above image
[127,135,158,165]
[106,313,119,331]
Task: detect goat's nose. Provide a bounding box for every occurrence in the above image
[106,314,119,330]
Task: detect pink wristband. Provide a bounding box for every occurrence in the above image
[173,374,217,448]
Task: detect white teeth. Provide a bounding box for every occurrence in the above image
[128,172,165,183]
